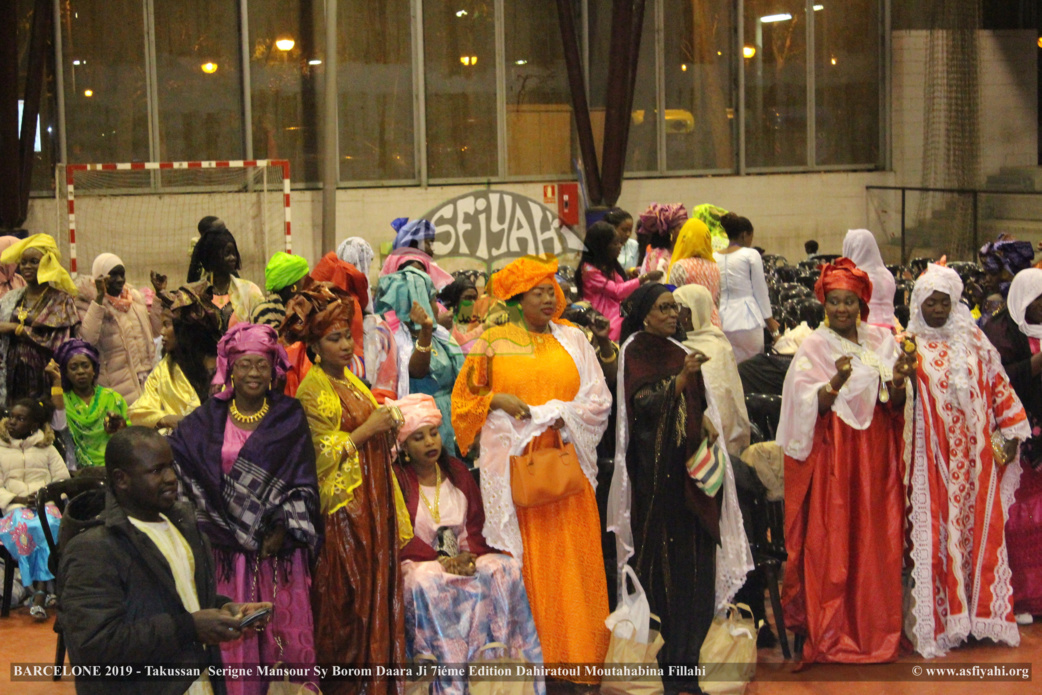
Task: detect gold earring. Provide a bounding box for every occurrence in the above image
[823,315,830,328]
[856,314,861,326]
[314,354,321,364]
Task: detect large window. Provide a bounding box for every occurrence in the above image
[249,0,323,184]
[37,0,884,191]
[665,0,735,172]
[744,0,809,169]
[424,0,497,180]
[61,0,150,163]
[154,1,244,161]
[339,0,415,182]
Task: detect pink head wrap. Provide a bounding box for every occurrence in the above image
[638,202,689,237]
[211,322,291,400]
[385,394,443,444]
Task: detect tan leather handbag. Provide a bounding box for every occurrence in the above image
[509,430,585,508]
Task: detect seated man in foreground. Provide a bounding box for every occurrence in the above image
[58,426,271,695]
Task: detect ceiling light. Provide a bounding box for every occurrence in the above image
[813,4,824,10]
[681,64,688,72]
[760,13,792,23]
[456,10,468,17]
[275,37,295,51]
[308,59,322,65]
[72,59,81,66]
[515,59,528,65]
[830,56,837,65]
[201,62,218,74]
[460,55,478,66]
[743,45,756,59]
[84,89,93,97]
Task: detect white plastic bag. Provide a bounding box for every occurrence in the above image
[605,565,652,644]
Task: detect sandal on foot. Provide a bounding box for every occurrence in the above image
[45,594,58,608]
[30,604,47,621]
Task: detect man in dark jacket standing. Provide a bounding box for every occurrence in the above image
[58,426,272,695]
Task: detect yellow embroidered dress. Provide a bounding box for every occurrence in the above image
[296,366,411,695]
[127,356,201,431]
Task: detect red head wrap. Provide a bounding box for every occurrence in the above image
[814,257,873,321]
[310,251,366,356]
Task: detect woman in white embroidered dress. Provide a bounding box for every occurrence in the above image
[905,263,1029,657]
[713,213,779,362]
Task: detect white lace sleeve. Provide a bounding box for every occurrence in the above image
[476,323,611,562]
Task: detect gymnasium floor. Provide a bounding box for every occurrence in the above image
[2,605,1038,694]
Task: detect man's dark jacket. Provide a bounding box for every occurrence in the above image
[57,493,231,695]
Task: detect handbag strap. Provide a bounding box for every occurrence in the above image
[520,427,565,455]
[251,554,285,661]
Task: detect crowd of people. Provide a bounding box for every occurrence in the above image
[0,204,1040,695]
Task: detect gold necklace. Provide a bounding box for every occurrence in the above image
[15,289,48,326]
[230,398,269,424]
[417,465,442,524]
[325,370,366,401]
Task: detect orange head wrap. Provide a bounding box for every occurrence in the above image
[488,254,567,321]
[814,257,873,321]
[280,282,355,345]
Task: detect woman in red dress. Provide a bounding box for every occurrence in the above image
[776,258,916,663]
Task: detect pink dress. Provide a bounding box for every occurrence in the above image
[580,263,640,341]
[668,257,721,327]
[216,416,317,695]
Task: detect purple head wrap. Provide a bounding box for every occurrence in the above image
[638,203,689,237]
[391,217,436,251]
[54,339,102,391]
[211,322,291,401]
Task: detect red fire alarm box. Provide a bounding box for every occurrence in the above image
[557,182,579,227]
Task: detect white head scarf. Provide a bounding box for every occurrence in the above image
[907,263,977,409]
[336,237,375,276]
[843,229,897,327]
[1007,268,1042,340]
[92,252,125,279]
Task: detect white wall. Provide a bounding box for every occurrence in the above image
[891,29,1038,187]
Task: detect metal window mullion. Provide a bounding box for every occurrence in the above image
[737,0,745,175]
[654,0,665,173]
[882,0,891,170]
[413,0,428,186]
[495,0,507,178]
[805,0,815,167]
[53,0,67,166]
[239,0,253,161]
[143,0,160,164]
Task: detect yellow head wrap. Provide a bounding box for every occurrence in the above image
[0,234,78,296]
[668,218,714,276]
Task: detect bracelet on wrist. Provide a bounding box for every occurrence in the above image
[824,381,840,396]
[51,386,64,396]
[414,341,432,353]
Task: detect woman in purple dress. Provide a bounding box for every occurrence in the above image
[170,323,321,693]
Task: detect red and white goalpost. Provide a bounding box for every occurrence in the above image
[57,160,291,288]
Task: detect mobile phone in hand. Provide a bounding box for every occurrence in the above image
[239,607,273,629]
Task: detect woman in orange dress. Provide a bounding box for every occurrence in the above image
[451,254,613,679]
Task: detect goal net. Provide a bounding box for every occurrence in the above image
[57,160,291,290]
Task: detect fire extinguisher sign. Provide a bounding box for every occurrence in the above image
[543,184,556,205]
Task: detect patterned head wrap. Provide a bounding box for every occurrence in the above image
[669,218,714,272]
[690,203,729,239]
[160,282,222,333]
[488,253,567,320]
[211,323,291,400]
[1007,268,1042,340]
[979,239,1036,297]
[54,339,101,391]
[638,203,689,237]
[281,283,355,345]
[336,237,375,276]
[264,252,310,293]
[391,217,436,251]
[815,258,873,321]
[91,253,125,279]
[0,233,78,295]
[385,393,443,445]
